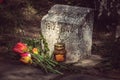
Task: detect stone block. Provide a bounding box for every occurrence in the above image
[41,4,94,63]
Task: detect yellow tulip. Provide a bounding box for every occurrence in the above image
[20,56,32,64]
[32,48,38,54]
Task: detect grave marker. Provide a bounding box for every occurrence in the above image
[41,4,94,63]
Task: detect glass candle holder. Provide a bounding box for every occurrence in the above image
[53,43,66,62]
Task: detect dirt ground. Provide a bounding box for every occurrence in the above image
[0,31,120,80]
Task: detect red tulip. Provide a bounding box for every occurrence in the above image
[13,42,28,54]
[20,52,31,57]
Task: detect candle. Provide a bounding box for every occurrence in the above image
[53,43,66,62]
[55,54,64,61]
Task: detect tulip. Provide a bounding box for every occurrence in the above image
[13,42,28,54]
[32,48,38,54]
[20,52,32,64]
[20,52,31,57]
[20,56,32,64]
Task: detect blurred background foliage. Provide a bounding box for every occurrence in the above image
[0,0,120,44]
[0,0,119,31]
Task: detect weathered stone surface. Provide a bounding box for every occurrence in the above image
[74,55,102,67]
[41,4,94,63]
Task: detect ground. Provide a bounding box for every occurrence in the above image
[0,31,120,80]
[0,56,119,80]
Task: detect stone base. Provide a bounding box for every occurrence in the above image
[73,55,102,67]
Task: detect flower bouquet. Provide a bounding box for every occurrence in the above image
[13,34,63,74]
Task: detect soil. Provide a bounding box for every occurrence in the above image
[0,31,120,80]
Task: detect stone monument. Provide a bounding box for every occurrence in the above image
[41,4,94,63]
